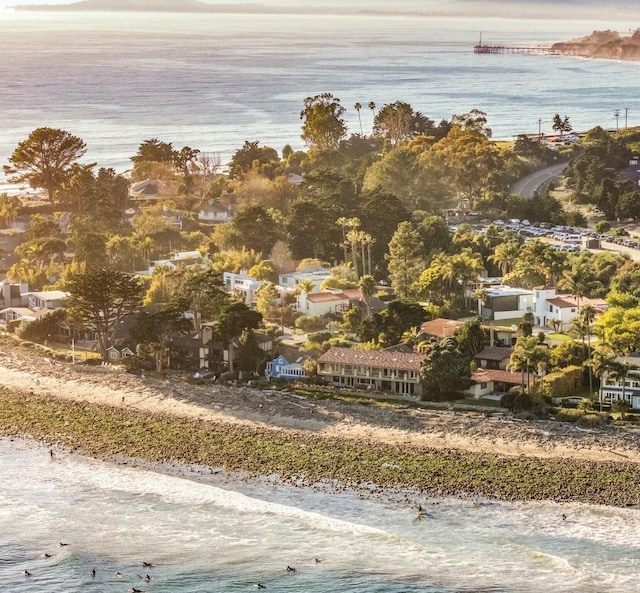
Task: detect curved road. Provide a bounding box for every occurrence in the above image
[510,163,568,198]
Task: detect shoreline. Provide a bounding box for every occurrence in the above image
[2,345,640,507]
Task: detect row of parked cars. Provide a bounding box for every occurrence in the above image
[453,218,640,252]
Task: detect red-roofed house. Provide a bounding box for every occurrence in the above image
[318,346,424,396]
[296,291,351,316]
[467,368,523,398]
[418,318,464,342]
[533,286,607,332]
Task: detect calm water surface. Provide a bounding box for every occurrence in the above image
[0,9,639,180]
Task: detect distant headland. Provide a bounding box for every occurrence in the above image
[552,29,640,61]
[13,0,264,12]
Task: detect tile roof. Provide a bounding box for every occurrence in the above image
[419,318,464,339]
[547,297,578,309]
[318,347,423,371]
[472,369,523,385]
[306,292,349,303]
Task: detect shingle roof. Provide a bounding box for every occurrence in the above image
[318,347,423,371]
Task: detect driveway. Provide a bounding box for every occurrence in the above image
[511,163,568,198]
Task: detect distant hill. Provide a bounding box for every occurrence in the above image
[15,0,265,12]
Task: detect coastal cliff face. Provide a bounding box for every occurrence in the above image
[552,29,640,61]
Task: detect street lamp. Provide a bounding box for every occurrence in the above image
[614,109,620,132]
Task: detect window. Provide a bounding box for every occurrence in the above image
[481,382,488,389]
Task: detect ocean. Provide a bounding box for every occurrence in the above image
[2,437,640,593]
[0,9,639,185]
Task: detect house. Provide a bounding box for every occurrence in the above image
[198,202,234,223]
[0,280,29,310]
[478,286,533,321]
[296,291,350,317]
[223,271,265,307]
[198,323,273,373]
[278,269,330,292]
[0,306,50,325]
[599,354,640,409]
[159,205,183,229]
[139,251,207,276]
[317,346,424,397]
[474,346,513,370]
[106,346,135,362]
[129,179,168,200]
[265,354,308,379]
[533,286,607,332]
[26,291,69,310]
[466,369,524,399]
[419,318,464,342]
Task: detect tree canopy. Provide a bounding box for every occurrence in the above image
[4,127,87,202]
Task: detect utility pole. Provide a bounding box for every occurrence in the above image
[538,117,542,140]
[614,109,620,132]
[625,107,629,130]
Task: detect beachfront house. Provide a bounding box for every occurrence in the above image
[317,346,423,397]
[265,355,308,380]
[296,291,351,317]
[599,354,640,409]
[278,269,330,292]
[466,369,524,399]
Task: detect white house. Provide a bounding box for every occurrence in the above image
[478,286,533,321]
[466,369,523,399]
[26,291,69,310]
[533,286,607,332]
[599,354,640,409]
[265,355,308,379]
[198,202,234,223]
[139,251,207,276]
[278,269,330,293]
[223,271,265,307]
[296,291,351,317]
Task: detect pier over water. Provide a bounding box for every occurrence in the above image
[474,43,561,55]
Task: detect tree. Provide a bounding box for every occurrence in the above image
[0,193,19,227]
[354,102,363,135]
[66,268,146,361]
[385,221,424,300]
[420,338,472,401]
[3,127,87,202]
[215,300,262,373]
[373,101,436,146]
[178,268,227,331]
[255,282,278,318]
[231,205,279,255]
[359,274,376,318]
[454,319,489,359]
[552,114,572,137]
[300,93,347,151]
[508,336,549,394]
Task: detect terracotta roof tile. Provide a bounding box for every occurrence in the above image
[474,346,513,361]
[472,369,523,385]
[318,347,423,371]
[419,318,464,339]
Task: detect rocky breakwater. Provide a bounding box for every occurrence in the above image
[552,29,640,61]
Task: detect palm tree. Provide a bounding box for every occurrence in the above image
[297,279,315,294]
[608,361,632,411]
[488,241,520,275]
[591,347,617,412]
[354,102,363,135]
[336,217,360,266]
[368,101,376,127]
[358,274,376,318]
[578,304,597,401]
[559,268,591,310]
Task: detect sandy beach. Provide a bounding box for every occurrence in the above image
[2,344,640,467]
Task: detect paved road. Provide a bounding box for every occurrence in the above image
[511,163,568,198]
